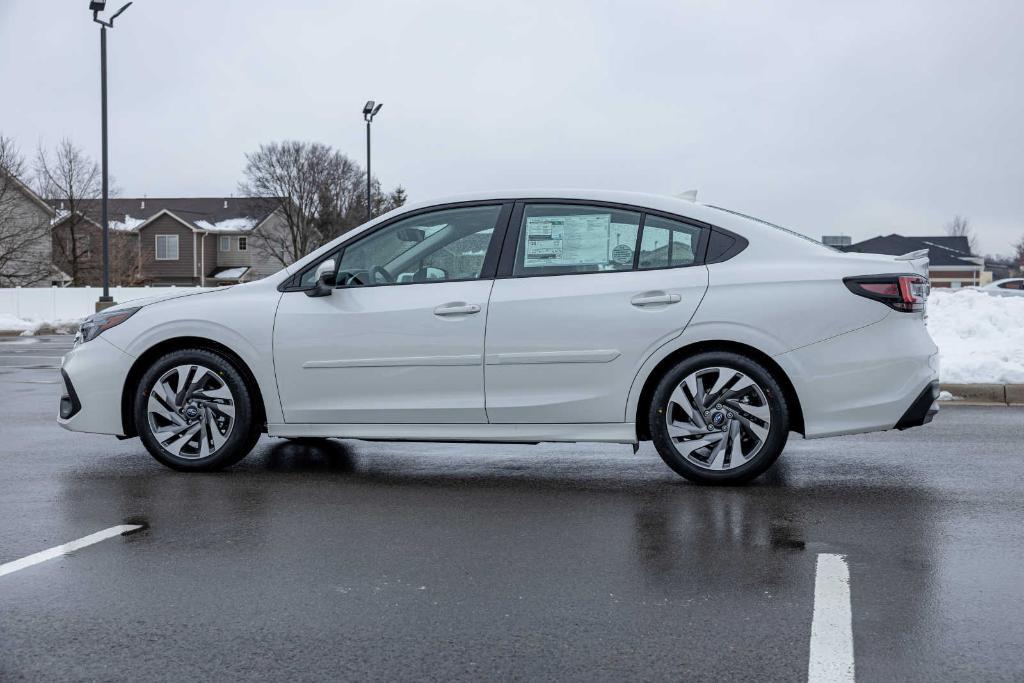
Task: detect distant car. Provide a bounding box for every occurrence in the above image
[979,278,1024,296]
[57,190,940,484]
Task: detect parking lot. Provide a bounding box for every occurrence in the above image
[1,335,1023,680]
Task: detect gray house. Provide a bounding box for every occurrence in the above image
[51,197,287,286]
[0,168,56,286]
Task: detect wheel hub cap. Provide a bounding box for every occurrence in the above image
[146,363,236,460]
[665,366,772,471]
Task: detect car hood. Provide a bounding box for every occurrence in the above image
[106,287,231,313]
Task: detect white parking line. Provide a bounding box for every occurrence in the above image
[0,525,142,578]
[808,553,855,682]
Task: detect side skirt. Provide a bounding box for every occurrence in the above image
[266,422,637,444]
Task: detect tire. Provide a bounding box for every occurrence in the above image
[648,351,789,485]
[134,348,260,472]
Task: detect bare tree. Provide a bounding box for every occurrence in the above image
[239,141,406,267]
[944,214,978,254]
[35,139,103,286]
[1013,235,1024,267]
[0,135,53,286]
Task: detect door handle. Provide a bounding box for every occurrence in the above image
[631,292,681,307]
[433,302,481,316]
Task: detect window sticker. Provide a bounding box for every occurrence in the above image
[523,214,612,267]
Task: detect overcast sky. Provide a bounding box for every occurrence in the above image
[2,0,1021,254]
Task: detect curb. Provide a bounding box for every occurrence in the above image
[941,384,1024,406]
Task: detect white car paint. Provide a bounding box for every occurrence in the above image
[978,278,1024,296]
[58,189,939,450]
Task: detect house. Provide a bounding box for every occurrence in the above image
[0,168,56,286]
[840,234,991,288]
[50,197,286,286]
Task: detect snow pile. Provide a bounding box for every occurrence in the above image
[110,215,147,231]
[0,314,80,336]
[927,289,1024,384]
[195,217,257,232]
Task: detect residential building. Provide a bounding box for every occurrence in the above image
[0,168,56,286]
[841,234,990,288]
[50,197,286,286]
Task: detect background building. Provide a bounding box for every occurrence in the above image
[840,233,990,288]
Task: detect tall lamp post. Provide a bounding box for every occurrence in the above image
[362,100,382,221]
[90,0,132,312]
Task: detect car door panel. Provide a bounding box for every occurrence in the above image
[484,267,708,423]
[274,280,493,423]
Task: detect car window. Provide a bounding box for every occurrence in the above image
[336,205,503,287]
[997,280,1023,290]
[638,215,700,269]
[513,204,641,277]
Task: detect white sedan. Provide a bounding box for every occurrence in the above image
[979,278,1024,296]
[58,190,939,484]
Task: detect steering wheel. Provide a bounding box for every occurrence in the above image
[370,265,394,284]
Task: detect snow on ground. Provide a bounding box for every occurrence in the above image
[926,288,1024,384]
[0,314,79,336]
[1,287,1022,384]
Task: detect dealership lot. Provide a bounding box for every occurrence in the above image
[1,336,1022,680]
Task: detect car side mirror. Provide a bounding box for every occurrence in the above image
[396,227,425,243]
[306,259,337,298]
[306,271,336,297]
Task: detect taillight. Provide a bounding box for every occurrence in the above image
[844,274,929,312]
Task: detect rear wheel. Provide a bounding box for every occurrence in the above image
[648,351,789,484]
[135,348,260,471]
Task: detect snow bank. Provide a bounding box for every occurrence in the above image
[0,314,79,336]
[927,289,1024,384]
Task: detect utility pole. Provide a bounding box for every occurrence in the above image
[90,1,132,311]
[362,100,382,221]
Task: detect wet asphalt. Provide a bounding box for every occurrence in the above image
[1,336,1023,681]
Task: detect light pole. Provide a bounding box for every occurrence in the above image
[362,100,382,221]
[90,1,132,311]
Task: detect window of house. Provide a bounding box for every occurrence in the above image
[327,205,503,287]
[637,215,700,269]
[219,236,231,251]
[238,236,248,251]
[513,204,641,277]
[155,234,179,260]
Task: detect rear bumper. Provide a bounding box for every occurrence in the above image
[774,312,940,439]
[895,381,940,430]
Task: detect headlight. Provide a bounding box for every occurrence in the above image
[78,306,141,343]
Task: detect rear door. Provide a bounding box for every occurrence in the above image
[484,202,709,424]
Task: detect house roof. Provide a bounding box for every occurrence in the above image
[841,233,981,267]
[50,197,284,233]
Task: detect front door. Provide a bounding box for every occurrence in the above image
[274,203,508,424]
[484,203,709,424]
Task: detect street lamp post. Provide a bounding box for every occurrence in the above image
[90,1,131,312]
[362,100,382,221]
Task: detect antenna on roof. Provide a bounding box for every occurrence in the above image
[676,189,698,202]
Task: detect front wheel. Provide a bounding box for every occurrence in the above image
[648,351,789,485]
[134,348,260,472]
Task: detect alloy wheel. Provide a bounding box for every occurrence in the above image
[146,364,236,460]
[664,366,772,471]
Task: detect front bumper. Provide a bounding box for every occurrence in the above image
[57,336,136,436]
